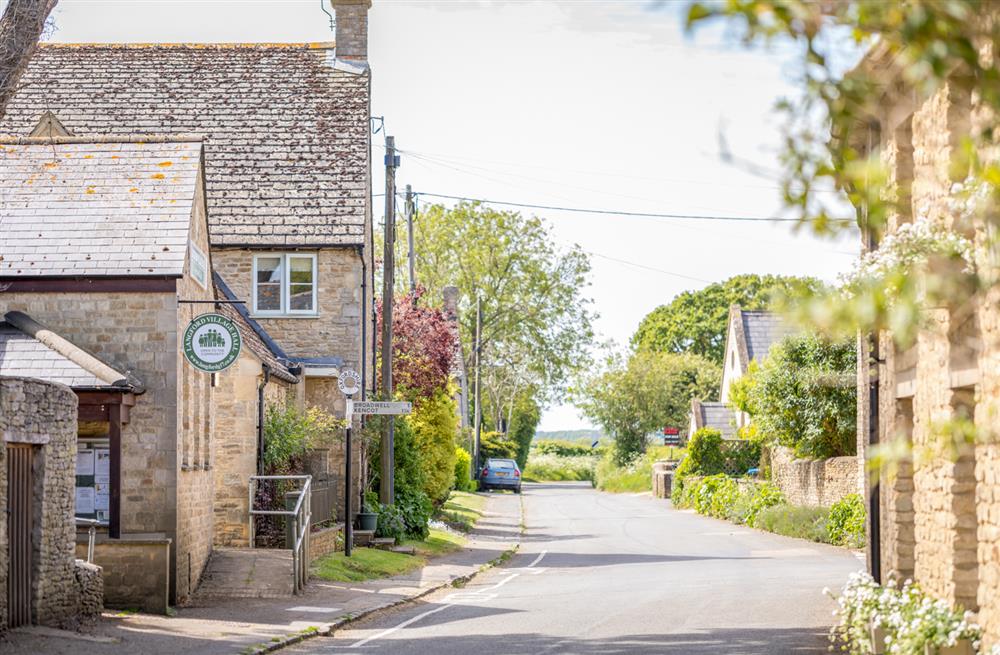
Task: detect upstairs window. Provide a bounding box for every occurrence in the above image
[252,253,317,315]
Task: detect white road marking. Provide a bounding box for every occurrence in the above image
[342,553,544,647]
[286,606,341,613]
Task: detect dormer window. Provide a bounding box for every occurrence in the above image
[252,253,317,316]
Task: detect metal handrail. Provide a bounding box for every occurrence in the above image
[248,475,312,594]
[75,517,101,563]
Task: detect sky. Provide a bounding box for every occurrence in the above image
[32,0,861,431]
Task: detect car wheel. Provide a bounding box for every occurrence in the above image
[515,486,522,494]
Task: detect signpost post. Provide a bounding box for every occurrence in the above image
[338,369,362,557]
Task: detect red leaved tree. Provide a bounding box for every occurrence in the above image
[375,288,457,400]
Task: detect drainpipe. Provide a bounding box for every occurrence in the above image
[257,364,272,476]
[360,250,367,402]
[868,340,882,584]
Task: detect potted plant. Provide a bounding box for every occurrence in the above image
[357,491,378,532]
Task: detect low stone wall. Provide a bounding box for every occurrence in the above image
[76,537,171,614]
[770,446,860,508]
[310,523,344,564]
[74,560,104,620]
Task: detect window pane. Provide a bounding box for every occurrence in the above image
[289,256,314,285]
[256,257,283,284]
[256,284,281,311]
[289,284,313,311]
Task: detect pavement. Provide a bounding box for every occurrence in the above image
[0,491,521,655]
[281,482,864,655]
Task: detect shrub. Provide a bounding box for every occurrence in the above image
[522,453,597,482]
[744,482,784,528]
[675,428,725,479]
[453,447,476,492]
[409,388,460,505]
[395,486,432,540]
[374,503,407,542]
[479,431,518,460]
[263,405,344,474]
[827,493,866,548]
[756,504,829,543]
[534,439,594,457]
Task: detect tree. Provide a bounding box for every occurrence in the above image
[0,0,57,120]
[631,274,821,364]
[575,350,720,465]
[729,333,857,459]
[408,387,460,505]
[384,201,595,431]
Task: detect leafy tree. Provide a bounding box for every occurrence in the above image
[575,350,721,465]
[506,391,541,469]
[631,274,821,364]
[382,201,595,422]
[0,0,57,120]
[478,431,519,461]
[729,334,857,459]
[376,288,457,400]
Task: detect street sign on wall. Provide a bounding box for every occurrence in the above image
[183,313,242,373]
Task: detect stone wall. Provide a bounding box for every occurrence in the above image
[770,447,860,509]
[309,523,343,563]
[0,376,87,630]
[76,537,171,614]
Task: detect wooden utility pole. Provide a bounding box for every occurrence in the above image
[380,136,399,505]
[405,184,416,300]
[473,296,482,478]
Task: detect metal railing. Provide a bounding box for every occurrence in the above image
[75,517,101,563]
[249,475,312,594]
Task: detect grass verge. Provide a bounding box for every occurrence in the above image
[435,490,487,532]
[595,445,685,493]
[402,527,466,557]
[312,547,425,582]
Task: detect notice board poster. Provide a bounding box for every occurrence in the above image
[76,440,110,524]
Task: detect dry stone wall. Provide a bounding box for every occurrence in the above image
[769,447,859,509]
[0,376,93,630]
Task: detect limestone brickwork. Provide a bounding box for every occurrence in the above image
[770,447,859,509]
[857,63,1000,645]
[75,538,170,613]
[0,376,93,630]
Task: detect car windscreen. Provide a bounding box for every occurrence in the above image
[489,460,515,469]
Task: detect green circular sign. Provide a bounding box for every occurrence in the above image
[183,313,242,373]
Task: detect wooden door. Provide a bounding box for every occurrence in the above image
[7,444,34,628]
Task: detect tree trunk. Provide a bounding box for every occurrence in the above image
[0,0,57,121]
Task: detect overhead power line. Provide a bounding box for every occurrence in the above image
[413,192,853,224]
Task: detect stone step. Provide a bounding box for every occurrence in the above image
[389,546,416,556]
[353,529,375,546]
[371,537,396,550]
[193,548,294,600]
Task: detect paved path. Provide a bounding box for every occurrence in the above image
[283,482,862,655]
[0,492,520,655]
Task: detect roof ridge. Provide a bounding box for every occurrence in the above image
[39,42,335,50]
[0,134,205,145]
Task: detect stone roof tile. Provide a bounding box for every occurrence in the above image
[2,43,370,247]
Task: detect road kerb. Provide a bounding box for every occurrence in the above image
[248,497,524,655]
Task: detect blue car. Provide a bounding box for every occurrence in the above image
[479,458,522,493]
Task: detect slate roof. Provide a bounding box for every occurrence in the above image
[0,136,201,277]
[691,400,737,439]
[0,314,138,390]
[740,310,798,363]
[2,43,370,248]
[213,274,297,384]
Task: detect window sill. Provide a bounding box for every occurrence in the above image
[250,313,320,320]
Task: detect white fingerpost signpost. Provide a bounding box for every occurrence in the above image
[338,368,362,557]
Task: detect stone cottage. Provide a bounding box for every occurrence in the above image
[1,0,376,519]
[0,135,300,611]
[851,40,1000,645]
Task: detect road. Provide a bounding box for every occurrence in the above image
[285,482,861,654]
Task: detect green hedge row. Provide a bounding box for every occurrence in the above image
[674,474,865,548]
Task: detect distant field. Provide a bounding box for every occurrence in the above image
[533,429,605,444]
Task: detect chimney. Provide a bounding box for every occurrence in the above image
[331,0,371,61]
[442,286,460,321]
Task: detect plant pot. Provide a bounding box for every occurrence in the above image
[357,512,377,532]
[926,640,974,655]
[870,625,887,654]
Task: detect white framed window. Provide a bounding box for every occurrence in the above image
[189,241,208,290]
[252,253,317,316]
